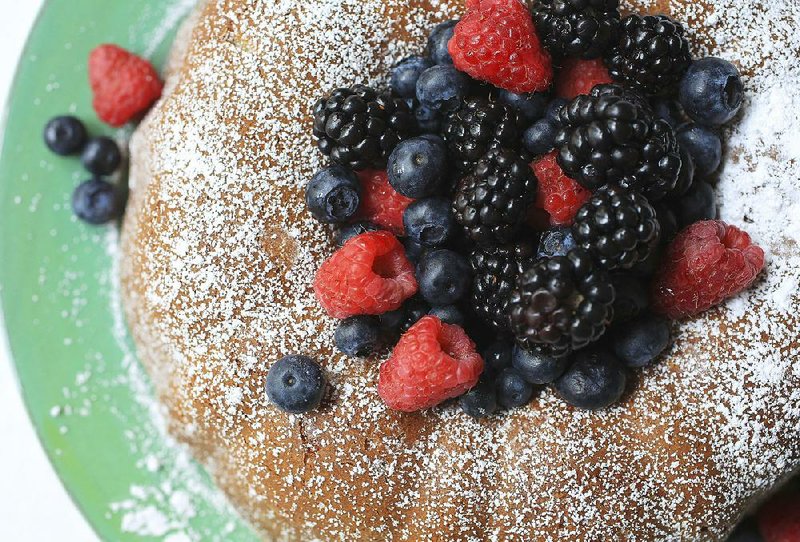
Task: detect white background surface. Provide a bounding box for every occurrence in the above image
[0,1,99,540]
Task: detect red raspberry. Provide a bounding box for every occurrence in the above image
[531,151,591,226]
[555,57,613,100]
[89,44,163,128]
[652,221,765,319]
[378,316,484,412]
[314,231,417,319]
[449,0,553,94]
[758,491,800,542]
[355,170,414,235]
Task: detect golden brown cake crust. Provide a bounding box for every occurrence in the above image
[121,1,800,540]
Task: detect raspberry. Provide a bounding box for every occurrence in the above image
[555,58,613,100]
[448,0,553,94]
[88,44,163,128]
[531,151,591,226]
[314,231,418,319]
[378,316,484,411]
[758,491,800,542]
[652,221,765,319]
[355,170,414,235]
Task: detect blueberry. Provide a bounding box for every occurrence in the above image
[403,197,455,248]
[400,296,430,333]
[266,355,327,414]
[402,237,428,264]
[512,345,570,384]
[523,119,558,156]
[652,99,686,129]
[498,90,548,124]
[334,316,381,357]
[482,341,513,377]
[44,116,87,156]
[428,305,465,326]
[653,202,679,244]
[72,179,124,225]
[388,136,447,198]
[545,98,569,124]
[554,348,627,410]
[675,180,716,228]
[416,249,472,305]
[612,313,671,368]
[495,369,534,409]
[416,65,470,112]
[537,227,577,258]
[334,221,379,247]
[611,274,649,323]
[414,104,442,133]
[427,20,458,65]
[459,381,498,418]
[677,124,722,176]
[391,56,434,99]
[305,166,361,223]
[631,247,662,278]
[669,144,696,199]
[679,57,744,127]
[81,136,122,175]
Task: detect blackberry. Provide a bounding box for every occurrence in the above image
[508,249,614,358]
[572,184,660,270]
[452,148,538,246]
[555,84,682,201]
[532,0,620,60]
[441,98,523,171]
[469,243,536,331]
[606,14,692,96]
[313,85,415,170]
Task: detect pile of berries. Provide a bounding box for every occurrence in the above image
[302,0,765,415]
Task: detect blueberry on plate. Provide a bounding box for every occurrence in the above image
[675,180,716,228]
[391,56,434,99]
[512,345,570,384]
[81,136,122,176]
[612,313,671,368]
[305,165,361,223]
[523,119,558,156]
[72,179,124,225]
[545,98,569,124]
[416,249,472,305]
[679,57,744,127]
[537,227,576,259]
[43,115,87,156]
[554,347,627,410]
[428,305,465,326]
[426,20,458,65]
[677,123,722,176]
[482,341,513,377]
[266,355,327,414]
[334,316,381,357]
[403,197,455,248]
[459,381,498,418]
[416,65,470,112]
[334,221,379,247]
[497,90,548,124]
[611,273,649,323]
[388,135,448,198]
[496,368,534,410]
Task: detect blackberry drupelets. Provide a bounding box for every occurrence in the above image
[532,0,620,59]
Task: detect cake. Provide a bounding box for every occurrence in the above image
[119,0,800,540]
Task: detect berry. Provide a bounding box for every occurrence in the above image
[537,227,577,258]
[313,85,415,170]
[545,97,568,123]
[758,491,800,542]
[427,20,458,65]
[449,0,553,93]
[416,249,472,306]
[305,166,361,224]
[612,313,671,367]
[414,103,443,133]
[428,305,466,326]
[532,0,620,60]
[403,197,455,248]
[380,296,431,342]
[378,316,484,411]
[512,344,569,384]
[43,116,87,156]
[81,136,122,176]
[677,124,722,176]
[554,347,626,409]
[497,89,548,124]
[402,237,427,264]
[482,341,514,376]
[72,179,124,225]
[387,135,447,198]
[610,273,649,323]
[523,119,558,156]
[668,144,696,199]
[314,231,418,319]
[334,316,382,357]
[726,520,764,542]
[391,56,434,99]
[679,57,744,127]
[606,15,692,96]
[88,44,163,127]
[495,368,534,409]
[266,355,327,414]
[334,221,380,247]
[459,381,498,418]
[675,180,716,228]
[652,221,765,319]
[555,84,682,201]
[532,151,592,226]
[654,202,679,244]
[441,98,523,172]
[416,65,471,112]
[572,184,661,270]
[555,57,614,100]
[453,148,538,246]
[652,99,687,129]
[469,243,535,331]
[508,249,615,358]
[355,169,414,235]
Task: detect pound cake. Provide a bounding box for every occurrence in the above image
[119,0,800,540]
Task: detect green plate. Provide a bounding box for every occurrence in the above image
[0,2,258,540]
